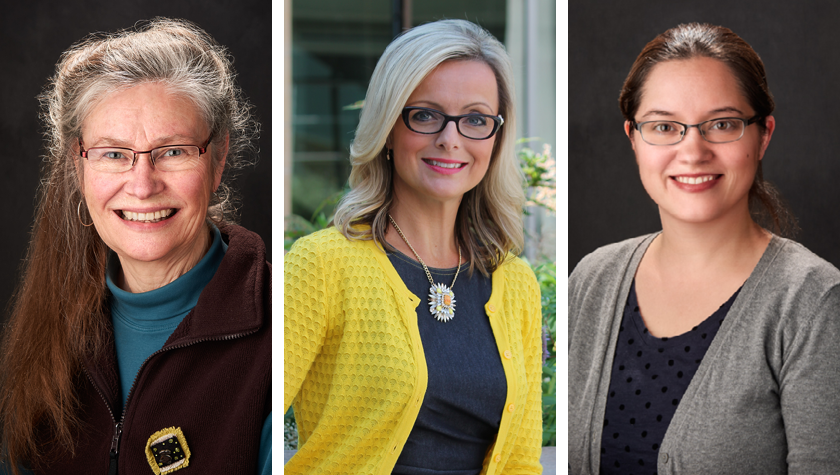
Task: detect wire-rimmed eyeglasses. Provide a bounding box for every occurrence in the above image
[402,107,504,140]
[79,133,214,173]
[633,116,761,146]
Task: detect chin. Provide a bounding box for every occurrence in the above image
[114,244,176,263]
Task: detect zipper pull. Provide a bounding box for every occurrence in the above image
[108,422,122,475]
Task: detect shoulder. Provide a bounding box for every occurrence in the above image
[285,227,387,282]
[752,237,840,312]
[570,234,654,290]
[497,255,540,296]
[499,254,537,280]
[287,227,375,259]
[764,237,840,288]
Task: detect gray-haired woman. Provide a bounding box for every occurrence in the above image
[0,19,270,474]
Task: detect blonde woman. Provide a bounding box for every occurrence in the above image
[285,19,543,475]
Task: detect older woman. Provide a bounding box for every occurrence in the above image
[285,19,543,475]
[568,23,840,474]
[0,19,271,474]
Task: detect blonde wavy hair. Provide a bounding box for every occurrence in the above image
[333,19,524,277]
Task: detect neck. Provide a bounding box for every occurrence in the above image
[116,227,212,293]
[386,196,462,268]
[654,205,770,272]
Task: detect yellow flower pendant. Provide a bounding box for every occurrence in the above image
[428,283,456,322]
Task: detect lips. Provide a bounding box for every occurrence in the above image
[422,158,466,169]
[422,158,467,175]
[119,209,176,223]
[673,175,718,185]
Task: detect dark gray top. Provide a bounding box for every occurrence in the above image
[387,250,506,475]
[600,280,737,474]
[569,234,840,475]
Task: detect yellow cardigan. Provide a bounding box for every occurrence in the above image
[284,228,543,474]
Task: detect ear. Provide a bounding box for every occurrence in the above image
[213,133,229,191]
[757,115,775,161]
[624,121,636,151]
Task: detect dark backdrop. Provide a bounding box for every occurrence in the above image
[569,1,840,273]
[0,1,271,320]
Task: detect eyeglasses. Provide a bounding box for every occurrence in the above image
[633,116,761,146]
[79,133,214,173]
[402,107,504,140]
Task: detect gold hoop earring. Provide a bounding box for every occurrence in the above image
[77,200,94,227]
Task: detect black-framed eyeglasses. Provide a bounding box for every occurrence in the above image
[402,107,504,140]
[633,116,762,146]
[79,133,214,173]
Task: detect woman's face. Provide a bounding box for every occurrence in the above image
[626,56,774,226]
[390,60,499,207]
[79,83,224,268]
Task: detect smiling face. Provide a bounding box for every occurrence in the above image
[390,60,500,208]
[79,82,224,270]
[626,56,774,226]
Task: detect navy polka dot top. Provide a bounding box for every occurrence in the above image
[599,280,740,475]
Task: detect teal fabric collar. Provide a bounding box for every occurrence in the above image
[106,225,228,328]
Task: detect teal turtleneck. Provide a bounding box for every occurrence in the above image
[106,225,227,406]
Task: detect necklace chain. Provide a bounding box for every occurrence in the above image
[388,214,461,287]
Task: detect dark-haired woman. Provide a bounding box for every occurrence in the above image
[569,23,840,474]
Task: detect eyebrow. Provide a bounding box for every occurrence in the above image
[409,101,495,113]
[87,135,197,148]
[638,107,746,120]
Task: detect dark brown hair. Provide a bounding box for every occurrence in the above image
[619,23,797,236]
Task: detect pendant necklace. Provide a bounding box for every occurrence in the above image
[388,214,461,322]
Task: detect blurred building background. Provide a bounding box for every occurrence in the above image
[284,0,556,260]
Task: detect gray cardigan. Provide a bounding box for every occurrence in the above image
[568,234,840,474]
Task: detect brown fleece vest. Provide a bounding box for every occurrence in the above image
[35,225,271,475]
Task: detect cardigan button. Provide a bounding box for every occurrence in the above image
[488,304,496,313]
[494,454,501,463]
[661,452,669,463]
[503,350,512,359]
[508,403,515,412]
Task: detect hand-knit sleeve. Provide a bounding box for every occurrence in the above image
[284,236,330,413]
[504,265,544,474]
[780,282,840,473]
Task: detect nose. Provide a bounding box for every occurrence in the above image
[677,126,712,162]
[124,152,164,199]
[435,120,462,151]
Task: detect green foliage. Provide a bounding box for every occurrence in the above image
[284,408,298,450]
[284,188,346,251]
[517,138,556,213]
[533,261,557,446]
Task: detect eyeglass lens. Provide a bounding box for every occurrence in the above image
[406,108,498,139]
[86,146,203,173]
[639,118,747,145]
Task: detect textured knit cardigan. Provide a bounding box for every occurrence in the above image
[569,234,840,475]
[284,227,544,475]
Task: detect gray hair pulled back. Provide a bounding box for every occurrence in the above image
[42,17,259,225]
